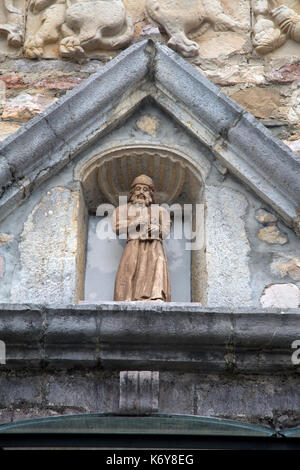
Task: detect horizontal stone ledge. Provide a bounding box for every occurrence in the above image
[0,302,300,372]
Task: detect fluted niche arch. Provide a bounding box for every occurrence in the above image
[77,145,207,304]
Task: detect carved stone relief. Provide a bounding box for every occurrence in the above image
[146,0,247,57]
[24,0,134,60]
[253,0,300,55]
[0,0,24,54]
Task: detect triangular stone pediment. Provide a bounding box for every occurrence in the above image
[0,40,299,236]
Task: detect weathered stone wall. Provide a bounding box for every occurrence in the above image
[1,0,300,151]
[1,369,300,429]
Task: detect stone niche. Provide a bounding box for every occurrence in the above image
[78,146,206,304]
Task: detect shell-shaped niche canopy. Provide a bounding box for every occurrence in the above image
[79,147,203,212]
[98,150,186,206]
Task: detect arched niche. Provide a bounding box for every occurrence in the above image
[76,145,207,304]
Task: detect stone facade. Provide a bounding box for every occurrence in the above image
[1,1,300,146]
[0,3,300,433]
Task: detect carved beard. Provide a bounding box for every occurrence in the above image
[131,192,152,207]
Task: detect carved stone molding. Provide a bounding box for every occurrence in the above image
[24,0,134,60]
[119,371,159,414]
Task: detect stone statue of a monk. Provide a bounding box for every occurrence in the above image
[111,175,171,302]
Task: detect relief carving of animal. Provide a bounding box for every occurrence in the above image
[146,0,247,57]
[25,0,134,60]
[0,0,24,48]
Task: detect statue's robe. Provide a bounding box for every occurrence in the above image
[111,203,171,302]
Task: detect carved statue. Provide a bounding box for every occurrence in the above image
[25,0,134,60]
[0,0,24,48]
[253,0,300,55]
[111,175,172,302]
[146,0,247,57]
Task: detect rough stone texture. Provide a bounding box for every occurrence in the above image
[0,233,13,247]
[24,0,134,60]
[205,185,252,308]
[34,77,83,90]
[0,0,25,56]
[0,368,300,429]
[230,87,282,120]
[10,187,87,304]
[2,93,57,122]
[261,283,300,308]
[283,139,300,154]
[119,371,159,414]
[271,254,300,281]
[0,122,21,141]
[0,255,4,278]
[255,209,278,225]
[258,225,288,245]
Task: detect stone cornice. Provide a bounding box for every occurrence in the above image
[0,303,300,372]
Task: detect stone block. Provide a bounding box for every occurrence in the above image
[271,254,300,281]
[10,187,87,304]
[0,375,42,407]
[258,225,288,245]
[34,77,83,90]
[231,87,282,120]
[261,283,300,309]
[255,209,278,224]
[205,186,252,308]
[119,371,159,414]
[2,93,57,122]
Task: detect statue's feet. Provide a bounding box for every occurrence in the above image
[168,32,199,57]
[59,36,86,60]
[24,36,44,59]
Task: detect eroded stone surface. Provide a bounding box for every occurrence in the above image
[0,0,25,55]
[201,64,265,86]
[205,186,252,308]
[255,208,278,224]
[24,0,134,60]
[271,254,300,281]
[34,76,83,90]
[0,121,21,141]
[136,115,159,137]
[261,283,300,308]
[231,87,282,119]
[2,93,56,122]
[0,233,13,247]
[283,139,300,153]
[146,0,248,58]
[119,371,159,414]
[10,187,87,304]
[258,225,288,245]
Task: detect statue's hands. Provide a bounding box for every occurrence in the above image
[148,224,160,237]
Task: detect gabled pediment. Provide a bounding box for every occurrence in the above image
[0,40,299,235]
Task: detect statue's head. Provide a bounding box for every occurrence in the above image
[129,174,155,206]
